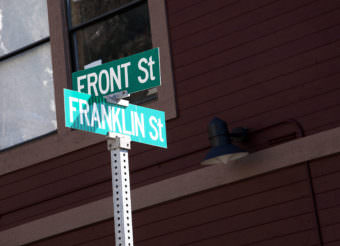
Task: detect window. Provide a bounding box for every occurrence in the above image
[0,0,56,150]
[66,0,157,104]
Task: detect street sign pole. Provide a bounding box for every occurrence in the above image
[107,132,134,246]
[65,48,167,246]
[106,91,134,246]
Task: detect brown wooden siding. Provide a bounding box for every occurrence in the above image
[310,153,340,246]
[28,165,320,246]
[1,0,340,242]
[0,142,109,230]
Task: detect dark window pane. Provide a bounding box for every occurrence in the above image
[70,0,135,26]
[72,3,156,104]
[73,3,151,69]
[128,87,158,105]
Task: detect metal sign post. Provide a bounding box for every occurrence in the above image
[106,91,134,246]
[107,133,134,246]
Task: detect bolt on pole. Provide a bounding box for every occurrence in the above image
[107,133,134,246]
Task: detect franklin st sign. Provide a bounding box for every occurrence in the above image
[64,89,167,148]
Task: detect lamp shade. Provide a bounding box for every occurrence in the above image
[201,117,248,165]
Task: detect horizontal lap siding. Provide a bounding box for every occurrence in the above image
[325,242,340,246]
[133,165,309,227]
[0,142,106,187]
[168,0,238,28]
[173,0,336,70]
[29,165,320,246]
[170,0,340,137]
[1,0,339,238]
[170,0,277,43]
[310,153,340,245]
[172,0,333,63]
[0,181,111,230]
[166,0,203,16]
[0,142,205,231]
[0,142,112,230]
[27,220,116,246]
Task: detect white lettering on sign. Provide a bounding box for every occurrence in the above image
[101,104,112,132]
[149,116,158,140]
[79,99,90,126]
[148,56,156,81]
[90,103,101,129]
[138,56,156,84]
[68,97,167,141]
[134,112,145,138]
[148,116,164,142]
[98,70,110,95]
[77,75,86,92]
[112,107,122,133]
[78,62,131,97]
[138,58,148,83]
[87,72,98,96]
[121,62,131,88]
[109,67,121,91]
[122,110,131,135]
[69,97,78,123]
[157,117,164,142]
[130,111,135,136]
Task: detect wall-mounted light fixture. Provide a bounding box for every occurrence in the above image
[201,117,249,165]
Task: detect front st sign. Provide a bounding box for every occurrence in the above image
[64,89,167,148]
[72,48,161,97]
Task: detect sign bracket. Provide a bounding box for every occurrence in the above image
[107,132,134,246]
[104,90,130,107]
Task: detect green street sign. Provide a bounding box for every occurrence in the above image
[64,89,167,148]
[72,48,161,97]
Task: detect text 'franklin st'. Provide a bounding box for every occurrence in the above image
[64,89,167,148]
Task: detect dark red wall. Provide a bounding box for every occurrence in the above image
[28,165,320,246]
[311,154,340,246]
[28,152,340,245]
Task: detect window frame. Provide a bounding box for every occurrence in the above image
[0,0,176,175]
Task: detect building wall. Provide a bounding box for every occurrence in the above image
[17,153,340,246]
[311,154,340,246]
[28,164,320,246]
[1,0,340,245]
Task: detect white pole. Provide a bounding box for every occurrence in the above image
[107,134,134,246]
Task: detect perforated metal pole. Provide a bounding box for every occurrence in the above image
[107,133,134,246]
